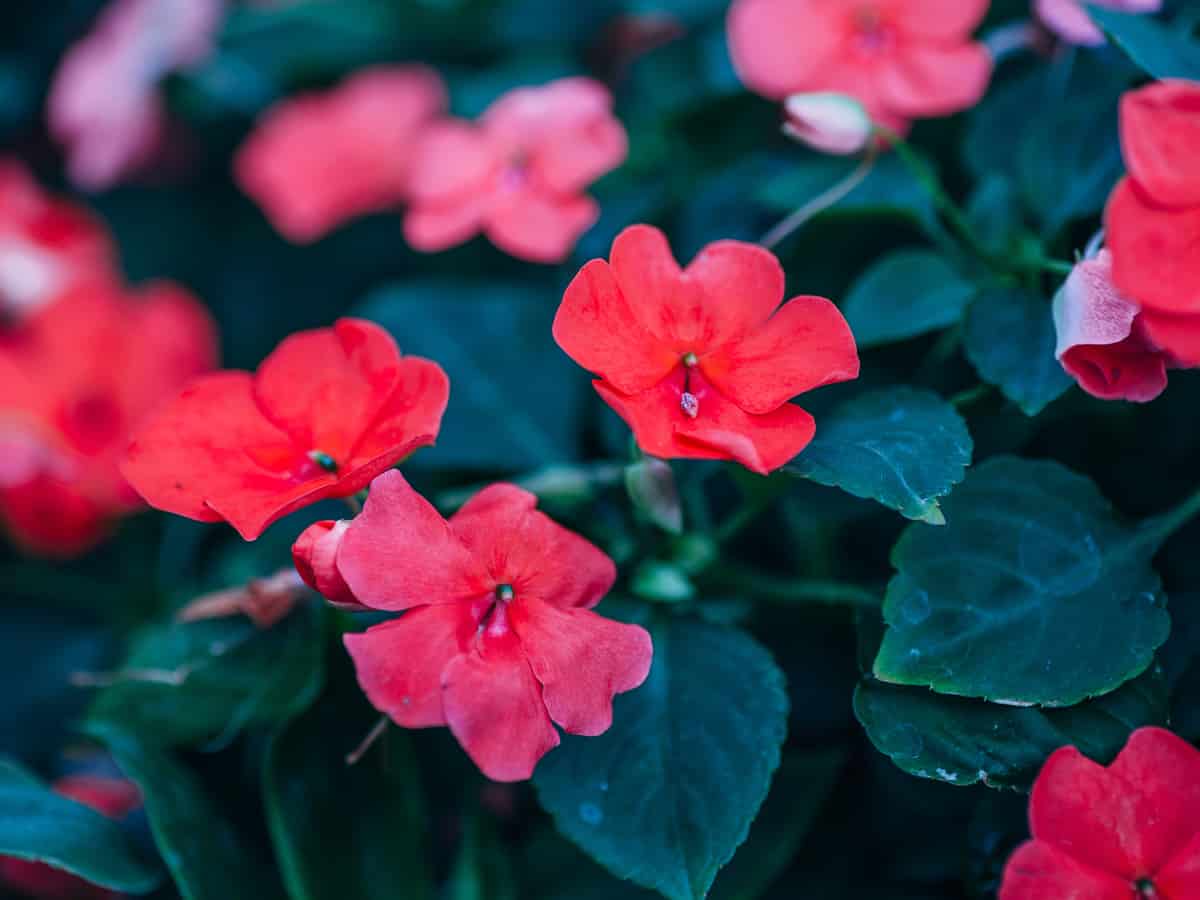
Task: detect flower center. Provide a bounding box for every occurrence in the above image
[307,449,338,473]
[60,391,123,456]
[680,352,700,418]
[1135,878,1159,898]
[851,5,893,53]
[495,583,515,602]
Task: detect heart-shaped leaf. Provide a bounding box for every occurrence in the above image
[842,251,976,348]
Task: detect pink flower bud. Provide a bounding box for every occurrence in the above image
[782,93,873,156]
[292,519,364,610]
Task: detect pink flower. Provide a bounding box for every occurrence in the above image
[403,77,628,264]
[1053,249,1176,403]
[783,92,874,155]
[1035,0,1162,46]
[47,0,225,190]
[726,0,993,134]
[235,66,447,243]
[293,471,652,782]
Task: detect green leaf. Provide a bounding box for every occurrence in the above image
[0,757,161,894]
[447,815,519,900]
[787,388,973,524]
[1088,7,1200,81]
[855,664,1169,790]
[85,605,325,748]
[263,694,432,900]
[964,288,1072,416]
[89,727,284,900]
[534,619,788,900]
[873,456,1171,706]
[356,279,588,471]
[841,251,976,348]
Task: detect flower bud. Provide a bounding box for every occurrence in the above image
[292,519,364,610]
[782,92,873,156]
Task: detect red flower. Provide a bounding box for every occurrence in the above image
[0,775,141,900]
[403,77,627,264]
[726,0,993,134]
[0,281,216,556]
[292,471,652,782]
[552,225,859,474]
[1106,80,1200,365]
[122,318,449,541]
[235,66,447,244]
[1000,727,1200,899]
[1052,250,1177,402]
[0,161,114,321]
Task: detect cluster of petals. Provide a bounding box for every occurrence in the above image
[553,225,859,474]
[0,278,216,555]
[1052,249,1178,402]
[403,77,627,263]
[47,0,224,189]
[1000,727,1200,899]
[293,471,652,782]
[0,775,141,900]
[1102,80,1200,369]
[1035,0,1162,46]
[726,0,993,135]
[0,161,115,321]
[235,66,447,243]
[121,318,449,541]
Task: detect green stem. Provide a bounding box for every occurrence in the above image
[707,564,879,609]
[1138,485,1200,550]
[714,490,777,544]
[1023,256,1074,276]
[949,384,992,409]
[760,144,880,250]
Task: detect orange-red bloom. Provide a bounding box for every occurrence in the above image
[122,318,448,541]
[235,66,447,243]
[1106,80,1200,365]
[726,0,993,134]
[1000,727,1200,899]
[0,775,141,900]
[293,471,651,782]
[553,225,859,474]
[404,77,627,264]
[0,161,114,321]
[0,282,216,556]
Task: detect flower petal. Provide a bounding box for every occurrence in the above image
[533,115,628,195]
[998,840,1133,900]
[879,43,993,119]
[1138,307,1200,366]
[881,0,990,40]
[346,355,449,480]
[511,597,651,735]
[1106,178,1200,315]
[440,629,560,782]
[552,258,678,394]
[726,0,841,100]
[1059,339,1168,403]
[292,519,362,609]
[335,469,485,611]
[407,120,497,203]
[485,189,598,264]
[701,294,859,415]
[1120,79,1200,208]
[403,195,489,253]
[344,605,472,728]
[1156,831,1200,898]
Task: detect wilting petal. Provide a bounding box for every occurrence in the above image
[998,840,1132,900]
[512,597,651,735]
[1120,79,1200,208]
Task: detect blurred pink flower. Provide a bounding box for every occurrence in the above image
[404,77,628,264]
[782,92,874,155]
[1035,0,1162,46]
[47,0,225,190]
[235,66,447,243]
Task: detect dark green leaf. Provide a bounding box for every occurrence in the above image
[0,757,161,893]
[873,456,1171,706]
[356,280,588,471]
[89,727,283,900]
[534,619,788,900]
[964,288,1072,416]
[448,815,519,900]
[855,664,1168,790]
[787,388,973,524]
[263,695,432,900]
[85,606,325,748]
[841,251,976,348]
[1088,6,1200,81]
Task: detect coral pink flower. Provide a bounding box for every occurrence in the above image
[235,66,447,243]
[0,281,216,556]
[403,77,627,264]
[1105,80,1200,365]
[0,161,115,321]
[726,0,993,134]
[122,318,448,541]
[1000,727,1200,899]
[1053,250,1175,402]
[1035,0,1162,46]
[552,225,859,474]
[47,0,224,190]
[0,776,141,900]
[293,471,652,782]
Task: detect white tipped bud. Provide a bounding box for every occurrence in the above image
[782,92,873,156]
